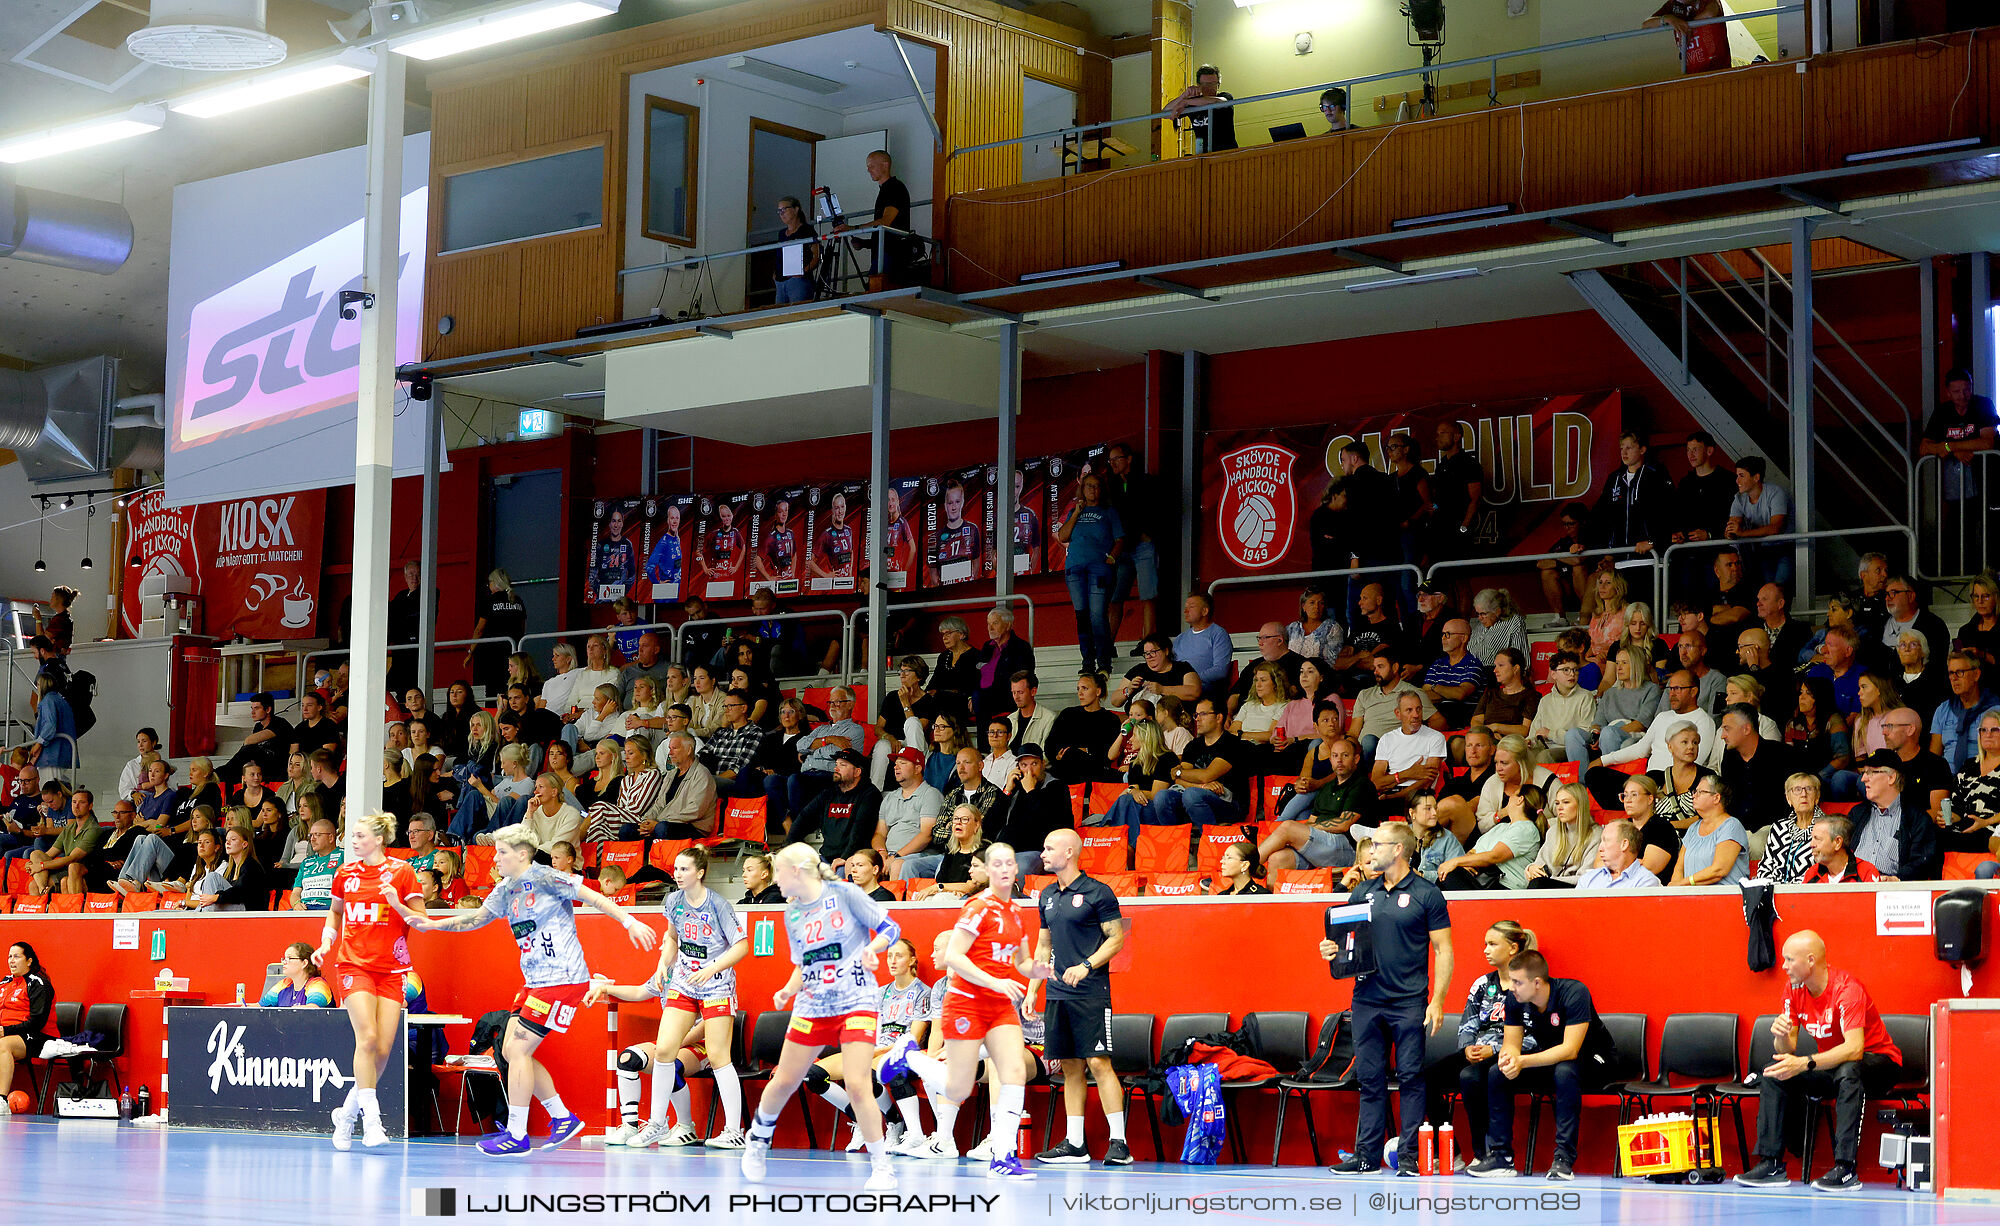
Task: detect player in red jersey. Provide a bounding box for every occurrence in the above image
[311,811,424,1150]
[929,842,1048,1179]
[697,502,745,585]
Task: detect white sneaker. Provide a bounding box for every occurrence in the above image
[884,1122,904,1151]
[705,1127,747,1150]
[741,1136,770,1182]
[865,1157,898,1192]
[845,1128,869,1152]
[966,1134,997,1161]
[890,1132,931,1157]
[331,1106,357,1151]
[919,1135,959,1161]
[0,1099,12,1116]
[627,1120,676,1148]
[661,1123,700,1147]
[605,1123,638,1145]
[361,1111,389,1148]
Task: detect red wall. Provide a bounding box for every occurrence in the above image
[7,887,1983,1176]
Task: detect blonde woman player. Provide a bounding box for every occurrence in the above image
[391,827,657,1157]
[585,845,749,1148]
[881,841,1048,1180]
[312,811,424,1150]
[799,936,933,1154]
[741,843,903,1191]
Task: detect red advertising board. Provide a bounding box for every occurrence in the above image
[124,488,328,640]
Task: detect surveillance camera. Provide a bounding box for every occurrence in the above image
[337,289,376,320]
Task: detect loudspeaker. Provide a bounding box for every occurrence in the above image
[1934,887,1986,963]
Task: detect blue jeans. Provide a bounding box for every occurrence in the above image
[1558,728,1593,764]
[775,276,813,305]
[1598,722,1642,757]
[900,852,944,881]
[117,834,176,884]
[1276,792,1316,824]
[1357,734,1380,762]
[1,836,53,864]
[1114,538,1159,602]
[1111,786,1241,845]
[1066,562,1116,671]
[449,791,523,841]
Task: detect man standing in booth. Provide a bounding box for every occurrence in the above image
[1737,930,1903,1192]
[1322,824,1453,1175]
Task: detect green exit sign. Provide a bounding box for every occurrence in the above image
[518,408,559,439]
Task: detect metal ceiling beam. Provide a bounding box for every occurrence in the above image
[1778,184,1846,215]
[1136,275,1214,301]
[1548,217,1624,246]
[1339,247,1404,273]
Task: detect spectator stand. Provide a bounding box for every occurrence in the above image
[296,635,520,713]
[1657,524,1920,614]
[1209,561,1423,661]
[517,610,847,689]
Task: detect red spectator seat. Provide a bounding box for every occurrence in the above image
[1609,759,1645,775]
[1098,872,1142,897]
[50,893,84,913]
[647,839,695,871]
[277,890,298,909]
[719,797,768,844]
[902,877,936,897]
[1659,633,1679,649]
[1078,827,1129,874]
[0,894,13,913]
[878,880,906,900]
[1068,785,1087,823]
[1943,852,1998,880]
[1547,761,1581,785]
[1087,782,1125,817]
[1196,827,1246,875]
[1272,868,1335,894]
[604,884,640,907]
[461,846,497,889]
[1257,777,1290,819]
[1529,641,1556,683]
[385,848,418,862]
[595,841,646,877]
[13,895,48,914]
[1145,872,1202,897]
[158,892,191,910]
[1023,874,1056,897]
[120,892,160,912]
[1590,806,1619,825]
[1822,802,1856,816]
[3,861,29,894]
[1132,826,1190,874]
[84,893,119,913]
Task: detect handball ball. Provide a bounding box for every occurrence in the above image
[1234,493,1278,554]
[1384,1139,1399,1169]
[7,1090,29,1114]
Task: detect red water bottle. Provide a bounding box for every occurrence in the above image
[1438,1122,1455,1173]
[1017,1112,1034,1160]
[1418,1122,1436,1175]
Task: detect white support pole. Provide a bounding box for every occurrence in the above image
[416,396,441,700]
[865,313,891,717]
[347,42,405,822]
[994,322,1019,600]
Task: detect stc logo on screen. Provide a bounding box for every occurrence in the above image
[175,187,427,445]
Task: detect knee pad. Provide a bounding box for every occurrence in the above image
[884,1070,915,1097]
[803,1064,831,1092]
[672,1062,687,1092]
[617,1046,650,1073]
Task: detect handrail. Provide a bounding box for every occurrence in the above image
[618,223,944,280]
[298,636,522,704]
[880,593,1039,657]
[1659,525,1918,612]
[1747,248,1915,463]
[946,6,1803,162]
[607,608,857,687]
[1911,453,1992,582]
[1209,563,1423,658]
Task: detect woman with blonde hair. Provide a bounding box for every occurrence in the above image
[1470,734,1555,841]
[1595,646,1662,757]
[1524,782,1600,888]
[505,652,544,703]
[1435,784,1545,891]
[1603,601,1668,693]
[1582,569,1629,678]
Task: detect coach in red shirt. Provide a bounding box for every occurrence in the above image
[1736,930,1903,1192]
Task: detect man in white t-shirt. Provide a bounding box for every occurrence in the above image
[1369,692,1448,812]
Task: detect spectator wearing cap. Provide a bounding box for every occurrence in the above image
[792,747,884,870]
[1850,750,1940,881]
[1799,813,1881,884]
[1228,622,1306,718]
[988,744,1073,876]
[877,746,944,875]
[1406,582,1459,683]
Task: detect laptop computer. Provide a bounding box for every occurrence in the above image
[1269,122,1308,143]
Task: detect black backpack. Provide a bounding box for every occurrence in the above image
[64,670,97,738]
[1296,1009,1356,1083]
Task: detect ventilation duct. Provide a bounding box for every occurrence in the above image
[126,0,287,72]
[0,357,120,483]
[0,170,135,276]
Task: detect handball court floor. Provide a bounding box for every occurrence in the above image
[2,1115,1984,1226]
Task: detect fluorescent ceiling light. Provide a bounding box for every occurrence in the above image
[726,55,843,95]
[1345,267,1484,294]
[0,104,167,164]
[170,52,374,118]
[394,0,620,61]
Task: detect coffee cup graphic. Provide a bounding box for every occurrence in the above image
[280,582,314,629]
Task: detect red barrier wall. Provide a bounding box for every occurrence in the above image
[4,885,1983,1177]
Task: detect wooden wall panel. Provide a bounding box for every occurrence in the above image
[427,250,523,361]
[430,79,526,167]
[518,234,619,343]
[523,60,617,149]
[1343,112,1500,238]
[1063,158,1204,271]
[1640,64,1806,194]
[1517,92,1641,213]
[1200,137,1349,252]
[944,180,1068,290]
[1806,31,1983,168]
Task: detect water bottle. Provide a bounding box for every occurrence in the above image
[1438,1122,1454,1172]
[136,1085,152,1118]
[1016,1112,1034,1160]
[119,1086,133,1120]
[1418,1121,1436,1175]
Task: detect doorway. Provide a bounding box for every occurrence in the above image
[1021,75,1077,182]
[485,469,563,640]
[746,118,822,309]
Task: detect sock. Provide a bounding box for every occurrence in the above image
[750,1110,778,1144]
[992,1084,1025,1159]
[669,1064,693,1127]
[822,1082,854,1117]
[540,1093,569,1120]
[932,1095,959,1145]
[1106,1111,1127,1142]
[987,1086,1004,1136]
[894,1095,926,1142]
[507,1101,529,1139]
[1067,1115,1085,1147]
[342,1085,360,1113]
[712,1064,742,1132]
[617,1067,643,1126]
[357,1087,379,1116]
[649,1060,676,1125]
[866,1133,887,1157]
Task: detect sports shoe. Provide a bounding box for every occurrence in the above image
[884,1122,904,1151]
[361,1112,390,1148]
[1735,1158,1791,1188]
[845,1128,869,1152]
[542,1114,586,1150]
[877,1033,920,1085]
[1466,1153,1519,1179]
[626,1120,675,1148]
[660,1123,700,1147]
[865,1156,898,1192]
[705,1127,747,1150]
[918,1135,959,1161]
[966,1135,997,1161]
[479,1132,533,1158]
[1811,1163,1861,1192]
[1103,1140,1133,1166]
[1546,1156,1574,1182]
[986,1154,1036,1180]
[1327,1155,1380,1175]
[0,1098,12,1116]
[330,1106,358,1151]
[1036,1139,1091,1165]
[890,1131,931,1156]
[741,1136,770,1182]
[605,1123,638,1145]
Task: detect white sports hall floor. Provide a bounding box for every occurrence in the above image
[3,1115,1989,1226]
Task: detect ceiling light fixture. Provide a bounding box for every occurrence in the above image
[1345,266,1484,293]
[170,51,375,118]
[725,55,844,95]
[79,497,94,571]
[0,105,167,165]
[393,0,621,61]
[33,498,46,573]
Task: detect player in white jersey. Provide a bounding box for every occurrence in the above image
[588,998,718,1143]
[741,843,902,1191]
[585,845,748,1149]
[394,827,656,1157]
[801,937,934,1154]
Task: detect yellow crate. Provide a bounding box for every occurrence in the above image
[1617,1118,1697,1176]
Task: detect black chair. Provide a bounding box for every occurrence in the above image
[1713,1013,1811,1170]
[1522,1012,1646,1176]
[24,1001,83,1113]
[688,1009,749,1136]
[733,1011,816,1149]
[1209,1010,1308,1165]
[1124,1011,1226,1162]
[1614,1011,1738,1162]
[69,1003,127,1100]
[1031,1012,1156,1150]
[1272,1013,1348,1166]
[1801,1013,1930,1174]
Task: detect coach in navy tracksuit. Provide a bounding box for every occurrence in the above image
[1323,824,1454,1175]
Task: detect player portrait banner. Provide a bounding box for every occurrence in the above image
[924,464,993,587]
[1044,444,1109,574]
[120,489,200,638]
[1012,458,1051,578]
[751,485,809,597]
[586,497,648,605]
[639,493,699,605]
[881,476,924,593]
[1196,392,1618,581]
[168,1005,408,1136]
[196,490,328,641]
[807,480,865,594]
[694,491,752,601]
